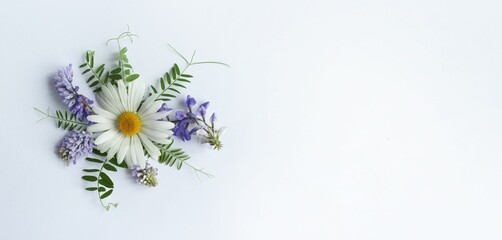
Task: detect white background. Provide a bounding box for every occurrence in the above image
[1,0,501,239]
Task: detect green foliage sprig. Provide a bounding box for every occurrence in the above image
[34,107,87,131]
[157,140,213,179]
[79,50,108,92]
[151,45,229,102]
[82,149,127,210]
[157,140,190,170]
[106,30,140,84]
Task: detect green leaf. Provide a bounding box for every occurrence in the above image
[92,149,106,157]
[160,77,166,89]
[111,68,121,74]
[103,164,117,172]
[125,74,140,82]
[96,64,105,77]
[177,78,191,83]
[85,187,98,191]
[100,189,113,199]
[82,176,98,182]
[121,47,128,53]
[89,81,99,88]
[86,157,104,163]
[167,87,180,94]
[98,187,106,192]
[79,63,87,68]
[150,85,158,94]
[161,93,176,98]
[174,64,180,75]
[165,72,171,85]
[172,83,186,88]
[83,169,99,172]
[99,172,114,188]
[109,158,128,168]
[109,74,122,80]
[180,74,193,78]
[82,69,91,74]
[90,55,94,68]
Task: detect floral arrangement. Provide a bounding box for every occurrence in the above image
[35,30,227,210]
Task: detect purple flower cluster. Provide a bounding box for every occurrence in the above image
[172,95,216,141]
[57,130,95,165]
[53,64,94,122]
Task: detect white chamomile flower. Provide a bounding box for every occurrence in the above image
[87,80,174,168]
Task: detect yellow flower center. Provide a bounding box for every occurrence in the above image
[117,112,142,136]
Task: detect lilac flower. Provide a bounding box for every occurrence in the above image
[186,95,196,109]
[173,119,200,141]
[131,163,158,187]
[57,130,94,165]
[175,111,186,120]
[197,102,210,118]
[158,103,172,113]
[171,95,224,148]
[53,64,94,121]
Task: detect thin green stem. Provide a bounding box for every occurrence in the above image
[156,45,230,100]
[183,161,214,180]
[33,107,88,127]
[191,61,230,67]
[156,142,213,179]
[106,28,138,82]
[168,44,189,64]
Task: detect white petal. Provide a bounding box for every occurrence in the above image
[87,122,114,133]
[137,94,157,116]
[140,100,163,117]
[87,115,113,124]
[129,136,137,166]
[125,145,134,168]
[98,83,114,104]
[141,111,171,121]
[141,127,171,139]
[133,136,146,168]
[99,133,119,153]
[143,120,175,130]
[148,136,172,144]
[117,81,129,111]
[130,82,145,112]
[95,130,118,145]
[138,132,161,160]
[116,136,130,165]
[96,94,121,116]
[105,83,126,113]
[107,134,126,160]
[91,106,117,120]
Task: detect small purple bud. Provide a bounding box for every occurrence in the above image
[198,102,210,118]
[210,113,217,124]
[186,95,196,109]
[158,103,172,112]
